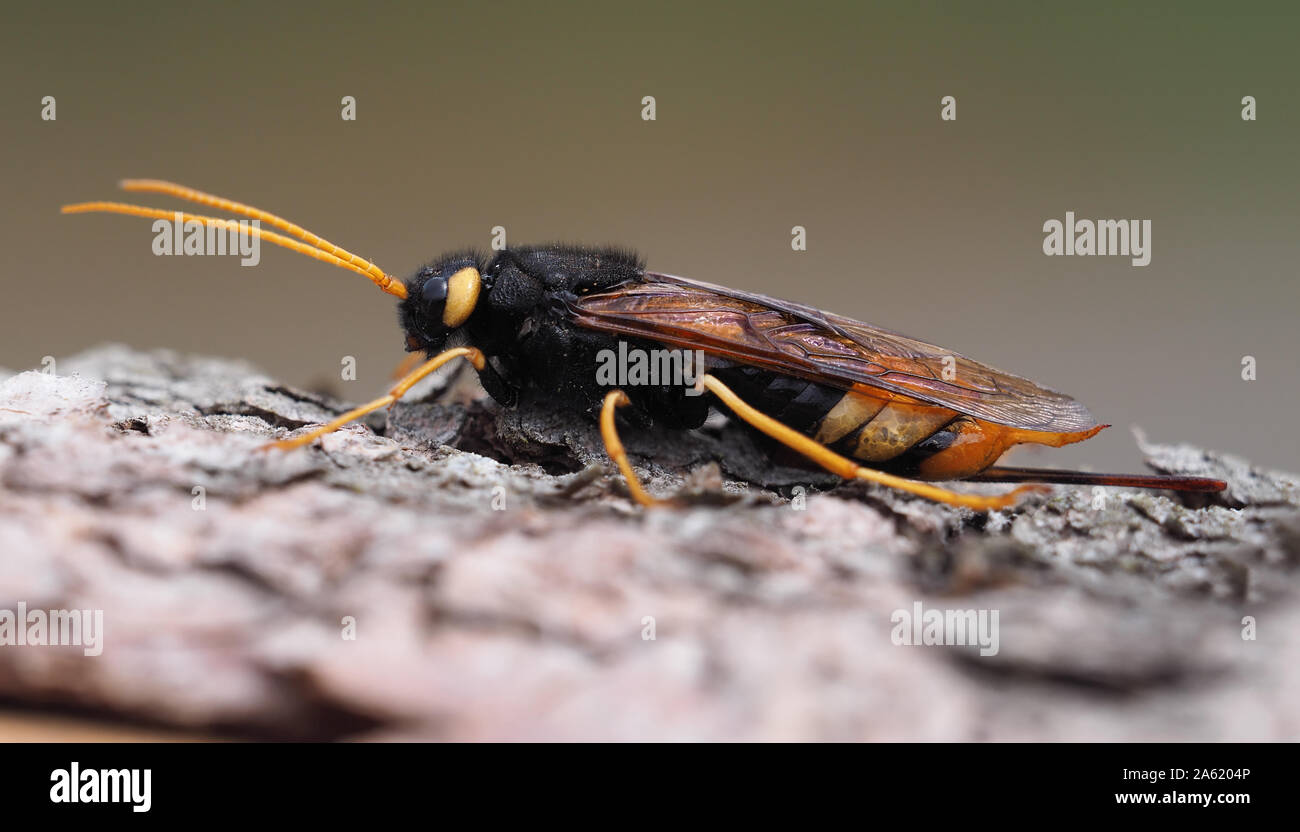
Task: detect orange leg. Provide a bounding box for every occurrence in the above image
[600,391,671,507]
[697,374,1044,511]
[262,347,485,451]
[389,350,426,381]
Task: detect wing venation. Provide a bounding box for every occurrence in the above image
[566,272,1098,433]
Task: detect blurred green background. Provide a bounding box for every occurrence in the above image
[3,1,1296,472]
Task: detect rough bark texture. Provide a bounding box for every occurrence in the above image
[0,345,1297,741]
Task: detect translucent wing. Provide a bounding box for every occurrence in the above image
[566,272,1098,432]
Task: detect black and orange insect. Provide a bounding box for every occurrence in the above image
[63,180,1225,510]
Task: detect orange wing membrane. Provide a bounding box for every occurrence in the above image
[568,272,1108,481]
[571,273,1097,432]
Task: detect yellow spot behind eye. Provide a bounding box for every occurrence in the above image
[443,266,481,327]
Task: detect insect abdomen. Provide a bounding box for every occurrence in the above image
[710,367,1106,481]
[709,367,848,436]
[712,368,966,468]
[822,392,1104,480]
[819,389,1107,480]
[808,389,962,468]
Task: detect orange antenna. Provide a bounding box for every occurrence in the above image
[62,182,407,299]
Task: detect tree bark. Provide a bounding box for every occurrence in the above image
[0,345,1296,740]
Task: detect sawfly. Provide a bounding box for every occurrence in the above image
[63,180,1226,510]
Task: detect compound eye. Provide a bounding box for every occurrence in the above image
[421,275,449,308]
